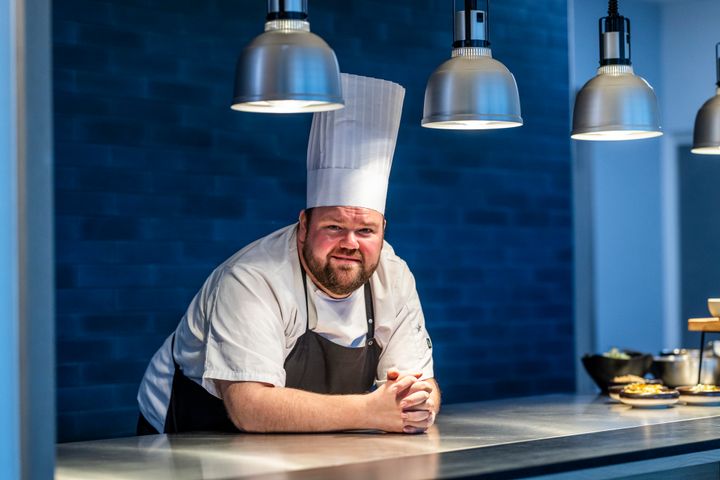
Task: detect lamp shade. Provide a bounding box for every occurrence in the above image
[231,2,343,114]
[571,1,662,141]
[692,91,720,155]
[692,43,720,155]
[422,49,522,129]
[421,0,522,130]
[572,65,662,140]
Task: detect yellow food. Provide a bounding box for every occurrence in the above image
[612,375,645,384]
[689,384,720,393]
[622,383,667,395]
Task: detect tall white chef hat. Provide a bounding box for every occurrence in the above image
[306,73,405,215]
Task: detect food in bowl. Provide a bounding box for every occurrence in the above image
[687,384,720,392]
[581,350,654,393]
[608,382,640,401]
[607,379,662,401]
[603,348,631,360]
[611,374,646,384]
[677,384,720,405]
[618,384,679,408]
[621,383,670,395]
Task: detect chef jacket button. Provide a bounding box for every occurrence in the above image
[368,340,374,346]
[368,318,373,324]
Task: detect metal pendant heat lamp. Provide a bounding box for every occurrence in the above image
[692,43,720,155]
[572,0,662,141]
[421,0,522,130]
[231,0,344,114]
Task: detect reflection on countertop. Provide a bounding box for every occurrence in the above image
[56,394,720,480]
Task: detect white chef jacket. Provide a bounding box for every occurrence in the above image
[137,223,434,432]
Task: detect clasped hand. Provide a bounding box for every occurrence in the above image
[368,367,436,434]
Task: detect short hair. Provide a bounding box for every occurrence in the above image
[303,207,315,227]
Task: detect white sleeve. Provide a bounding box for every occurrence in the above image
[376,264,434,383]
[202,266,288,395]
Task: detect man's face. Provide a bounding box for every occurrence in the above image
[298,206,385,298]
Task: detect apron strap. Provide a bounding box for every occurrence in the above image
[170,332,180,370]
[364,282,376,345]
[165,332,179,433]
[301,271,311,331]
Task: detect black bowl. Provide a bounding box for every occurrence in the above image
[581,351,654,393]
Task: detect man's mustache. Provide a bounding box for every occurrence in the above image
[329,248,363,261]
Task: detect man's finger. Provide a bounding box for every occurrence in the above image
[399,391,430,408]
[386,367,400,382]
[386,369,421,382]
[402,410,431,422]
[404,410,436,429]
[402,425,427,434]
[404,381,433,395]
[403,419,433,430]
[391,375,418,395]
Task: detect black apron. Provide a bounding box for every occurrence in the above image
[161,272,382,433]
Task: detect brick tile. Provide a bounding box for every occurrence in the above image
[115,287,194,312]
[56,288,116,314]
[80,313,154,335]
[58,385,117,413]
[75,71,147,98]
[57,338,116,363]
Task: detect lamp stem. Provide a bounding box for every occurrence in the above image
[598,0,631,67]
[487,0,491,46]
[451,0,489,48]
[715,42,720,87]
[464,0,472,45]
[608,0,619,17]
[266,0,307,21]
[451,0,454,46]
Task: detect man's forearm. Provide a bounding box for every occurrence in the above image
[220,381,372,433]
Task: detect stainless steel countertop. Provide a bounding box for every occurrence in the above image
[55,394,720,479]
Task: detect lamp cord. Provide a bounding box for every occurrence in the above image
[608,0,619,17]
[715,42,720,87]
[487,0,491,46]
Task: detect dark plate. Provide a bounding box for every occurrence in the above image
[676,386,720,397]
[619,388,679,400]
[608,381,662,397]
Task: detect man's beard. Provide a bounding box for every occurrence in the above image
[302,243,378,297]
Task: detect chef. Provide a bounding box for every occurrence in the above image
[137,73,439,435]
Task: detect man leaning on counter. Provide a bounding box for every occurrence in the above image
[136,74,440,435]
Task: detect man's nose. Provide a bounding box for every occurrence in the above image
[339,231,359,249]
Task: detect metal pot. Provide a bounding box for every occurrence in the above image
[650,349,720,387]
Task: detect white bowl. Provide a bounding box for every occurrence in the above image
[708,298,720,317]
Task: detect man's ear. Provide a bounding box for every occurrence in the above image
[298,210,308,243]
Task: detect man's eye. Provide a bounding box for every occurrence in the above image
[325,225,341,231]
[358,228,374,235]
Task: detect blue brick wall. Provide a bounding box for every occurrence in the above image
[54,0,573,441]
